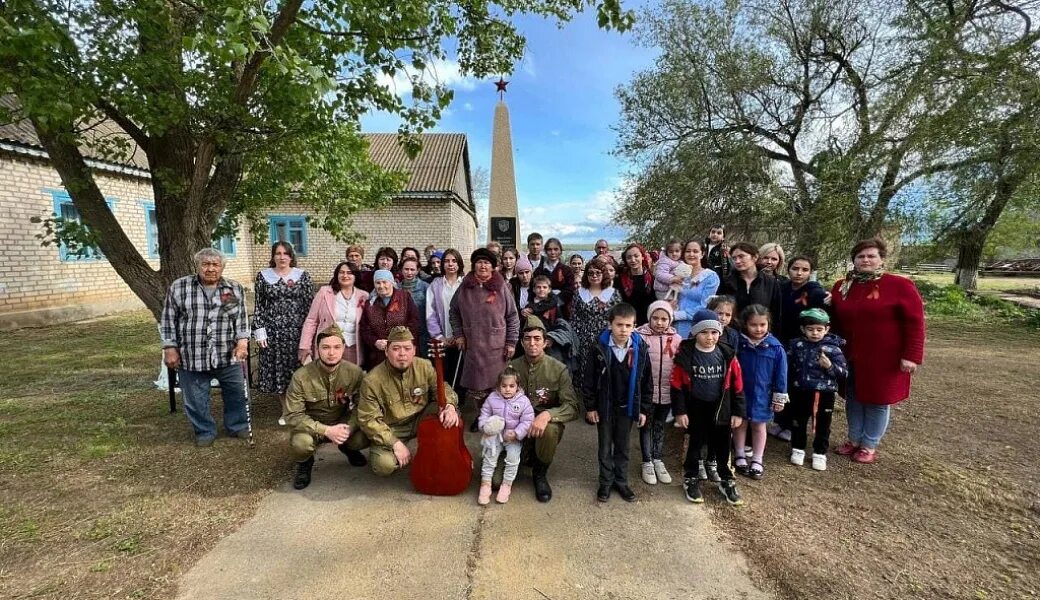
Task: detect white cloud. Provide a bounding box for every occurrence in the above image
[464,102,475,111]
[550,129,561,136]
[517,182,630,243]
[376,58,478,96]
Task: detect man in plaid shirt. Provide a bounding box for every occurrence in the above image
[161,248,250,446]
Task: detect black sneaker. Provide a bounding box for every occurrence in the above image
[705,460,722,483]
[684,477,703,503]
[596,484,611,502]
[718,480,744,506]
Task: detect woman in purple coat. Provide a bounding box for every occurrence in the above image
[450,248,521,430]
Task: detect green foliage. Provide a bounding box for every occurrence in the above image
[0,0,635,317]
[613,0,1040,267]
[914,278,1040,329]
[29,214,104,259]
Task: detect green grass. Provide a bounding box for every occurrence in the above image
[0,311,290,599]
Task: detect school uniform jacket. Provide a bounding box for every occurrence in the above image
[580,330,653,419]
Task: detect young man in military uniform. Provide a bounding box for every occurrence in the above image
[507,316,580,502]
[284,324,368,490]
[355,326,460,476]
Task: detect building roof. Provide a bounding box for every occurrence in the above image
[363,132,473,211]
[0,95,150,172]
[1,97,474,213]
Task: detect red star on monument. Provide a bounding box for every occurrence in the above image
[494,77,509,98]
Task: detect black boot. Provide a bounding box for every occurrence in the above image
[338,443,368,466]
[532,459,553,503]
[293,457,315,490]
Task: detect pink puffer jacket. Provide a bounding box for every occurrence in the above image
[636,300,683,405]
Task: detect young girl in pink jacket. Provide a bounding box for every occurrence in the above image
[477,368,535,505]
[635,300,684,485]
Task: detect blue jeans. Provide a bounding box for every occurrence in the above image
[178,363,247,441]
[845,372,891,449]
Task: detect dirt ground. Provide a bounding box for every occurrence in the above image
[710,318,1040,600]
[2,312,1038,599]
[0,313,294,600]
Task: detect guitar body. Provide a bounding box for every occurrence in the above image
[409,416,473,495]
[409,339,474,496]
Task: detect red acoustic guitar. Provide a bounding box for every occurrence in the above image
[409,339,473,495]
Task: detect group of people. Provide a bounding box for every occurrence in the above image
[159,227,925,507]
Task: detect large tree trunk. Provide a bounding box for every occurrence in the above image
[953,228,985,291]
[34,121,172,320]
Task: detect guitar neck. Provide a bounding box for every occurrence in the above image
[432,342,447,409]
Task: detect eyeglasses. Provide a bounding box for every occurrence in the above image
[587,271,603,276]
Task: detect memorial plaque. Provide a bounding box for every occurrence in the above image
[490,217,517,249]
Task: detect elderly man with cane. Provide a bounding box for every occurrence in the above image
[160,248,251,447]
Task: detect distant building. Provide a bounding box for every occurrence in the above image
[0,111,476,329]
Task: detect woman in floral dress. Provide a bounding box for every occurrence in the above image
[571,257,621,386]
[253,242,314,399]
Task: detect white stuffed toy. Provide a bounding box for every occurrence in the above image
[480,415,506,455]
[666,262,693,302]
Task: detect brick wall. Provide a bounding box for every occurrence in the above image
[0,154,254,328]
[0,153,477,328]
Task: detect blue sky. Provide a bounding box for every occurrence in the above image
[360,10,658,246]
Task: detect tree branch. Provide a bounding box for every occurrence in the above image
[233,0,305,105]
[94,98,150,152]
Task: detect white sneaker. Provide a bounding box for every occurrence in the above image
[811,453,827,471]
[790,449,805,466]
[641,461,658,485]
[653,459,672,484]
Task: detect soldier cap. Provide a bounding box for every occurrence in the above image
[387,326,414,343]
[316,324,344,343]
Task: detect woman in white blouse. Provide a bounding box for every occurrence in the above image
[300,261,369,366]
[425,248,465,388]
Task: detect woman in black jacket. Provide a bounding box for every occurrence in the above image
[717,242,783,333]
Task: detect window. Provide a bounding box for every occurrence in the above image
[268,216,307,255]
[142,204,236,258]
[50,190,110,261]
[142,202,158,258]
[213,229,237,257]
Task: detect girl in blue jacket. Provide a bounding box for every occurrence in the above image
[733,304,788,480]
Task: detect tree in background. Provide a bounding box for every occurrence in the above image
[908,1,1040,290]
[612,0,1035,267]
[472,165,491,243]
[1,0,633,319]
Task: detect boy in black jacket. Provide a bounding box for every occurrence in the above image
[672,314,746,505]
[582,303,652,502]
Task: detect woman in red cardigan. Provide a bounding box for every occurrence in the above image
[359,269,420,369]
[830,238,925,464]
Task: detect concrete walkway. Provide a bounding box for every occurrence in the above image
[175,419,772,600]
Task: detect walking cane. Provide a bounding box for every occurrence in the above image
[167,366,177,413]
[451,348,463,389]
[234,358,256,448]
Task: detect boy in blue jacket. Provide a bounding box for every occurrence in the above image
[582,303,652,503]
[787,308,848,471]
